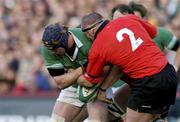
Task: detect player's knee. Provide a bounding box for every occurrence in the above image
[49,113,65,122]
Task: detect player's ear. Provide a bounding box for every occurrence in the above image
[92,25,99,39]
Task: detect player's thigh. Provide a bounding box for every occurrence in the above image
[52,101,82,121]
[107,113,124,122]
[107,85,130,122]
[87,100,108,121]
[125,107,154,122]
[126,64,177,122]
[73,105,88,122]
[125,108,167,122]
[114,83,131,111]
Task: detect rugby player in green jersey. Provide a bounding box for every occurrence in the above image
[41,23,110,122]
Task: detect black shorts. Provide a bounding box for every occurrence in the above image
[127,63,178,115]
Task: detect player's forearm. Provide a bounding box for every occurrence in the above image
[53,67,83,89]
[77,75,94,87]
[77,66,111,87]
[100,65,121,90]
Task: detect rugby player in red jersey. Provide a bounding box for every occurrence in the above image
[78,12,178,122]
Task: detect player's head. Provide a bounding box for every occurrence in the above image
[111,4,134,19]
[42,23,69,55]
[129,2,148,18]
[81,12,104,40]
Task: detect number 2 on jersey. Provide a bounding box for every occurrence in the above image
[116,28,143,51]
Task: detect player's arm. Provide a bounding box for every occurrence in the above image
[52,67,83,89]
[45,65,81,89]
[41,46,83,89]
[46,67,83,89]
[99,65,122,90]
[161,28,180,71]
[77,52,106,87]
[157,27,179,51]
[157,27,180,70]
[96,65,122,102]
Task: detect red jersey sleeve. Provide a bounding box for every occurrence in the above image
[83,50,106,84]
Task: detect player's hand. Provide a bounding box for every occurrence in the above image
[67,68,75,73]
[77,75,94,87]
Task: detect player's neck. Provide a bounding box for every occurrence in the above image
[68,34,75,49]
[66,34,76,56]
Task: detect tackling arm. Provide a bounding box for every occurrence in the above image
[78,66,111,88]
[96,65,122,103]
[53,67,83,89]
[100,65,122,90]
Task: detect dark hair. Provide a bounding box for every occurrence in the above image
[111,4,134,18]
[129,2,148,18]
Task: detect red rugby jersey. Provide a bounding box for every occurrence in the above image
[84,15,168,84]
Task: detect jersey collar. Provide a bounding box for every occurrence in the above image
[69,31,83,48]
[65,31,83,61]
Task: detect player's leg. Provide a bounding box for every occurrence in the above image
[107,84,130,122]
[73,104,88,122]
[113,83,130,111]
[125,63,177,122]
[50,86,86,122]
[87,100,108,122]
[125,107,156,122]
[50,101,83,122]
[125,106,170,122]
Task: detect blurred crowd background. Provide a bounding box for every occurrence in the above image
[0,0,179,95]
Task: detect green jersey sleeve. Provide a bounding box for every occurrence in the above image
[40,45,64,70]
[154,27,177,51]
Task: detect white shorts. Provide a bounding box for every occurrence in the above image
[106,88,114,99]
[112,87,119,93]
[57,86,85,107]
[56,86,113,107]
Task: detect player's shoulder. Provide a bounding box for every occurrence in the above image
[40,44,49,55]
[157,27,172,35]
[40,44,58,61]
[157,27,174,40]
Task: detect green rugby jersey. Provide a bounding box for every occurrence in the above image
[41,28,92,72]
[154,27,177,51]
